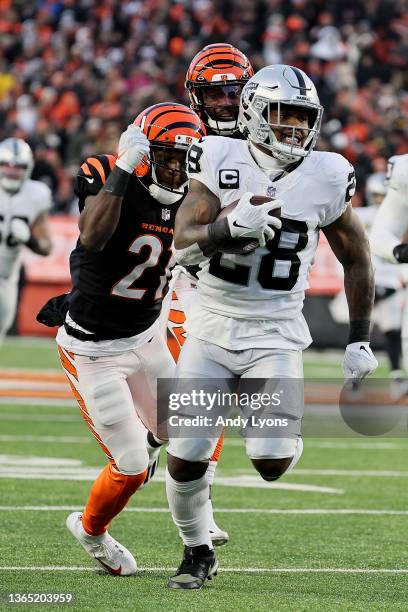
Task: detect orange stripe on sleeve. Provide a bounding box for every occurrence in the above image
[87,157,106,183]
[81,162,92,176]
[106,155,116,170]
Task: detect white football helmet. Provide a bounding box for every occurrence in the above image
[0,138,34,194]
[365,172,386,207]
[238,64,323,163]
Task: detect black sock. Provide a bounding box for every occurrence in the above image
[384,329,402,371]
[147,430,165,448]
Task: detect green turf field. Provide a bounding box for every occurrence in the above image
[0,338,407,611]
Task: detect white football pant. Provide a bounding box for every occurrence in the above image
[0,277,18,342]
[58,332,175,475]
[167,336,304,462]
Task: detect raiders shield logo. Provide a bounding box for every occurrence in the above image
[267,185,277,198]
[162,208,171,221]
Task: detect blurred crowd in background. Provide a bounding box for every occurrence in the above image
[0,0,407,213]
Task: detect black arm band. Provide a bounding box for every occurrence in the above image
[393,243,408,264]
[104,166,131,197]
[207,218,231,246]
[348,320,371,344]
[26,235,39,251]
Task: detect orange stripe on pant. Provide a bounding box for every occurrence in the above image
[210,430,224,462]
[57,346,115,464]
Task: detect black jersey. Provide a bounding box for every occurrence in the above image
[68,154,179,340]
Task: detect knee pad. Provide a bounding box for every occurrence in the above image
[113,447,149,476]
[245,436,302,461]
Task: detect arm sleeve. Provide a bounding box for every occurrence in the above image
[74,155,115,211]
[370,157,408,262]
[186,138,220,198]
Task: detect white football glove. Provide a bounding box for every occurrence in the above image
[115,124,150,174]
[342,342,378,380]
[10,218,30,244]
[227,191,282,248]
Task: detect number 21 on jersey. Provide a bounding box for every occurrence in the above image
[111,234,174,300]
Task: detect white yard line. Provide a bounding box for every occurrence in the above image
[0,506,407,515]
[0,435,90,443]
[0,413,78,422]
[294,469,408,477]
[0,565,406,574]
[0,398,75,406]
[223,439,408,449]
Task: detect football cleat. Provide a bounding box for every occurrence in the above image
[66,512,136,576]
[207,499,229,546]
[168,544,218,589]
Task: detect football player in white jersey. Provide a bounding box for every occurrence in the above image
[162,43,255,547]
[370,154,408,373]
[0,138,52,341]
[165,64,378,589]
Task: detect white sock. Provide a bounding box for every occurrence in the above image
[206,460,217,486]
[165,468,212,548]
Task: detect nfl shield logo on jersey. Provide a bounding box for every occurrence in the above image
[267,185,276,198]
[162,208,171,221]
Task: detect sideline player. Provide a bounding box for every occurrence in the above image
[0,138,52,341]
[165,43,254,545]
[331,173,405,396]
[166,65,378,588]
[53,104,205,575]
[370,154,408,374]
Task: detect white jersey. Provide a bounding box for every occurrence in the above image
[370,154,408,263]
[0,179,52,279]
[356,206,402,290]
[186,136,354,350]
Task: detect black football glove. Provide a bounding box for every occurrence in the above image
[393,243,408,263]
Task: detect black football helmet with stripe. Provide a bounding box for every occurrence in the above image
[238,65,323,163]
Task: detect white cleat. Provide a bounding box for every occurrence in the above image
[207,499,229,547]
[66,512,137,576]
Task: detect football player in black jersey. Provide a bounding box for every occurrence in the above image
[164,44,254,547]
[52,104,206,576]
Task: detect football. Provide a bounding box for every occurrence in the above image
[215,195,281,255]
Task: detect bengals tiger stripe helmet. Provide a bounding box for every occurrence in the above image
[133,102,205,203]
[186,43,253,136]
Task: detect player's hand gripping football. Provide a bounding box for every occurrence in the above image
[342,342,378,380]
[115,124,150,174]
[10,218,30,244]
[226,191,282,247]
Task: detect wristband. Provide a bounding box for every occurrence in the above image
[207,218,231,246]
[26,235,39,250]
[104,166,131,197]
[348,320,370,344]
[393,243,408,264]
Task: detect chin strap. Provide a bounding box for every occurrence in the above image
[207,116,238,135]
[148,182,185,205]
[146,165,186,204]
